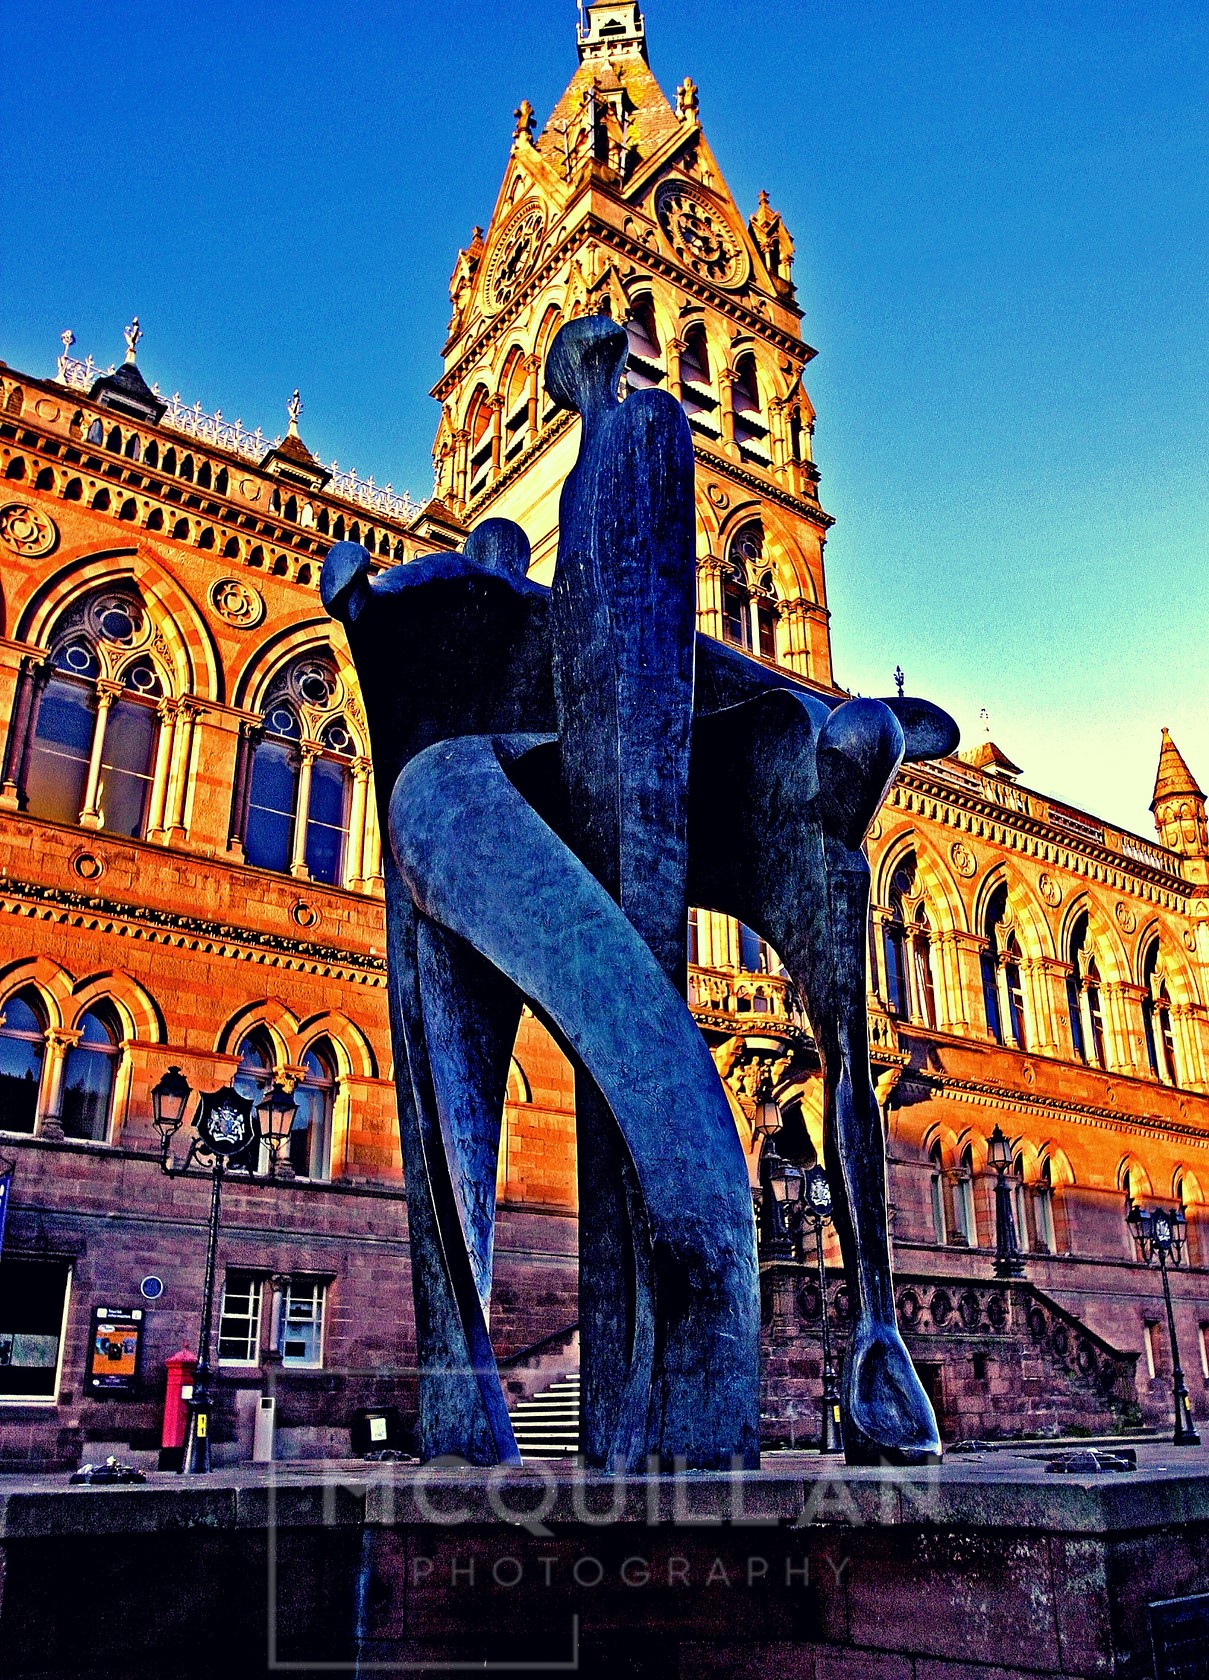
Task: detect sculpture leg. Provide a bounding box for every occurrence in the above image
[390,734,760,1470]
[383,855,521,1465]
[689,693,941,1464]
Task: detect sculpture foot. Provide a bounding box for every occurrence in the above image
[842,1316,942,1466]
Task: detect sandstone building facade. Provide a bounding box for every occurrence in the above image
[0,0,1204,1464]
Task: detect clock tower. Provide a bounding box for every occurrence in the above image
[430,0,834,685]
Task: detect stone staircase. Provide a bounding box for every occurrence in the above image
[508,1373,582,1459]
[500,1323,581,1459]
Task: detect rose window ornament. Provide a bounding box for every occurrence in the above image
[0,502,59,558]
[210,578,265,630]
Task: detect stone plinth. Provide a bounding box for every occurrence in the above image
[0,1445,1206,1678]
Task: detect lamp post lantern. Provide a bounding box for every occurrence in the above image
[151,1066,297,1473]
[799,1163,843,1455]
[1126,1199,1201,1447]
[987,1123,1025,1278]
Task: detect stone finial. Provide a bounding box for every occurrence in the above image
[287,389,303,436]
[748,190,795,294]
[123,317,142,364]
[676,76,699,121]
[513,99,536,143]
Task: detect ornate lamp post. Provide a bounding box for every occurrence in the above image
[758,1136,802,1262]
[987,1123,1024,1278]
[151,1066,297,1473]
[1126,1199,1201,1447]
[799,1163,843,1455]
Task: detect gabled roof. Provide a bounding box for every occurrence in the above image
[958,739,1022,780]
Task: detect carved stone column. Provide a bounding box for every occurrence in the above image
[931,929,968,1033]
[666,337,685,403]
[0,655,44,812]
[695,554,725,640]
[525,355,541,438]
[164,700,201,842]
[489,397,504,474]
[37,1028,80,1141]
[1172,1002,1208,1092]
[1027,955,1067,1057]
[955,933,995,1041]
[346,758,372,889]
[79,681,120,829]
[227,720,260,861]
[144,698,179,842]
[719,367,738,455]
[453,427,470,508]
[290,743,319,878]
[1113,981,1150,1076]
[778,599,814,679]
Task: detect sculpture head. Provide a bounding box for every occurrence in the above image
[545,315,629,418]
[464,518,531,584]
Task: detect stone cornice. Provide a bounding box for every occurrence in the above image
[893,764,1191,906]
[0,874,386,984]
[900,1064,1209,1148]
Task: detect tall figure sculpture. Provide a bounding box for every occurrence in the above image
[322,315,958,1469]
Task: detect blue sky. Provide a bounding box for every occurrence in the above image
[3,1,1206,835]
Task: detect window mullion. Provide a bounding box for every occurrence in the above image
[79,682,119,829]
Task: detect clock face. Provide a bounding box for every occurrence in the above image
[483,202,546,312]
[654,180,748,289]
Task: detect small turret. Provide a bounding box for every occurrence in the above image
[1151,728,1209,870]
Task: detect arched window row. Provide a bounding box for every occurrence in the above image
[0,988,355,1178]
[231,654,378,891]
[265,494,404,559]
[445,308,564,506]
[927,1133,1065,1256]
[0,986,125,1143]
[3,590,384,890]
[81,419,229,494]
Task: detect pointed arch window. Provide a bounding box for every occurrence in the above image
[23,598,165,839]
[954,1144,978,1246]
[0,990,46,1135]
[929,1140,947,1244]
[305,721,352,887]
[1141,938,1179,1084]
[723,521,775,655]
[732,352,769,456]
[290,1042,336,1180]
[1067,912,1106,1068]
[240,659,360,889]
[61,1005,119,1142]
[467,386,494,498]
[981,883,1026,1049]
[233,1030,275,1109]
[246,705,301,875]
[501,350,531,462]
[625,296,664,390]
[883,853,936,1028]
[1035,1157,1056,1253]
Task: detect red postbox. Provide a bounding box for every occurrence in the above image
[160,1348,196,1471]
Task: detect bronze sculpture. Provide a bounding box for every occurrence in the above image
[322,315,958,1468]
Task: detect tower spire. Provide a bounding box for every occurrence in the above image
[1151,727,1208,869]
